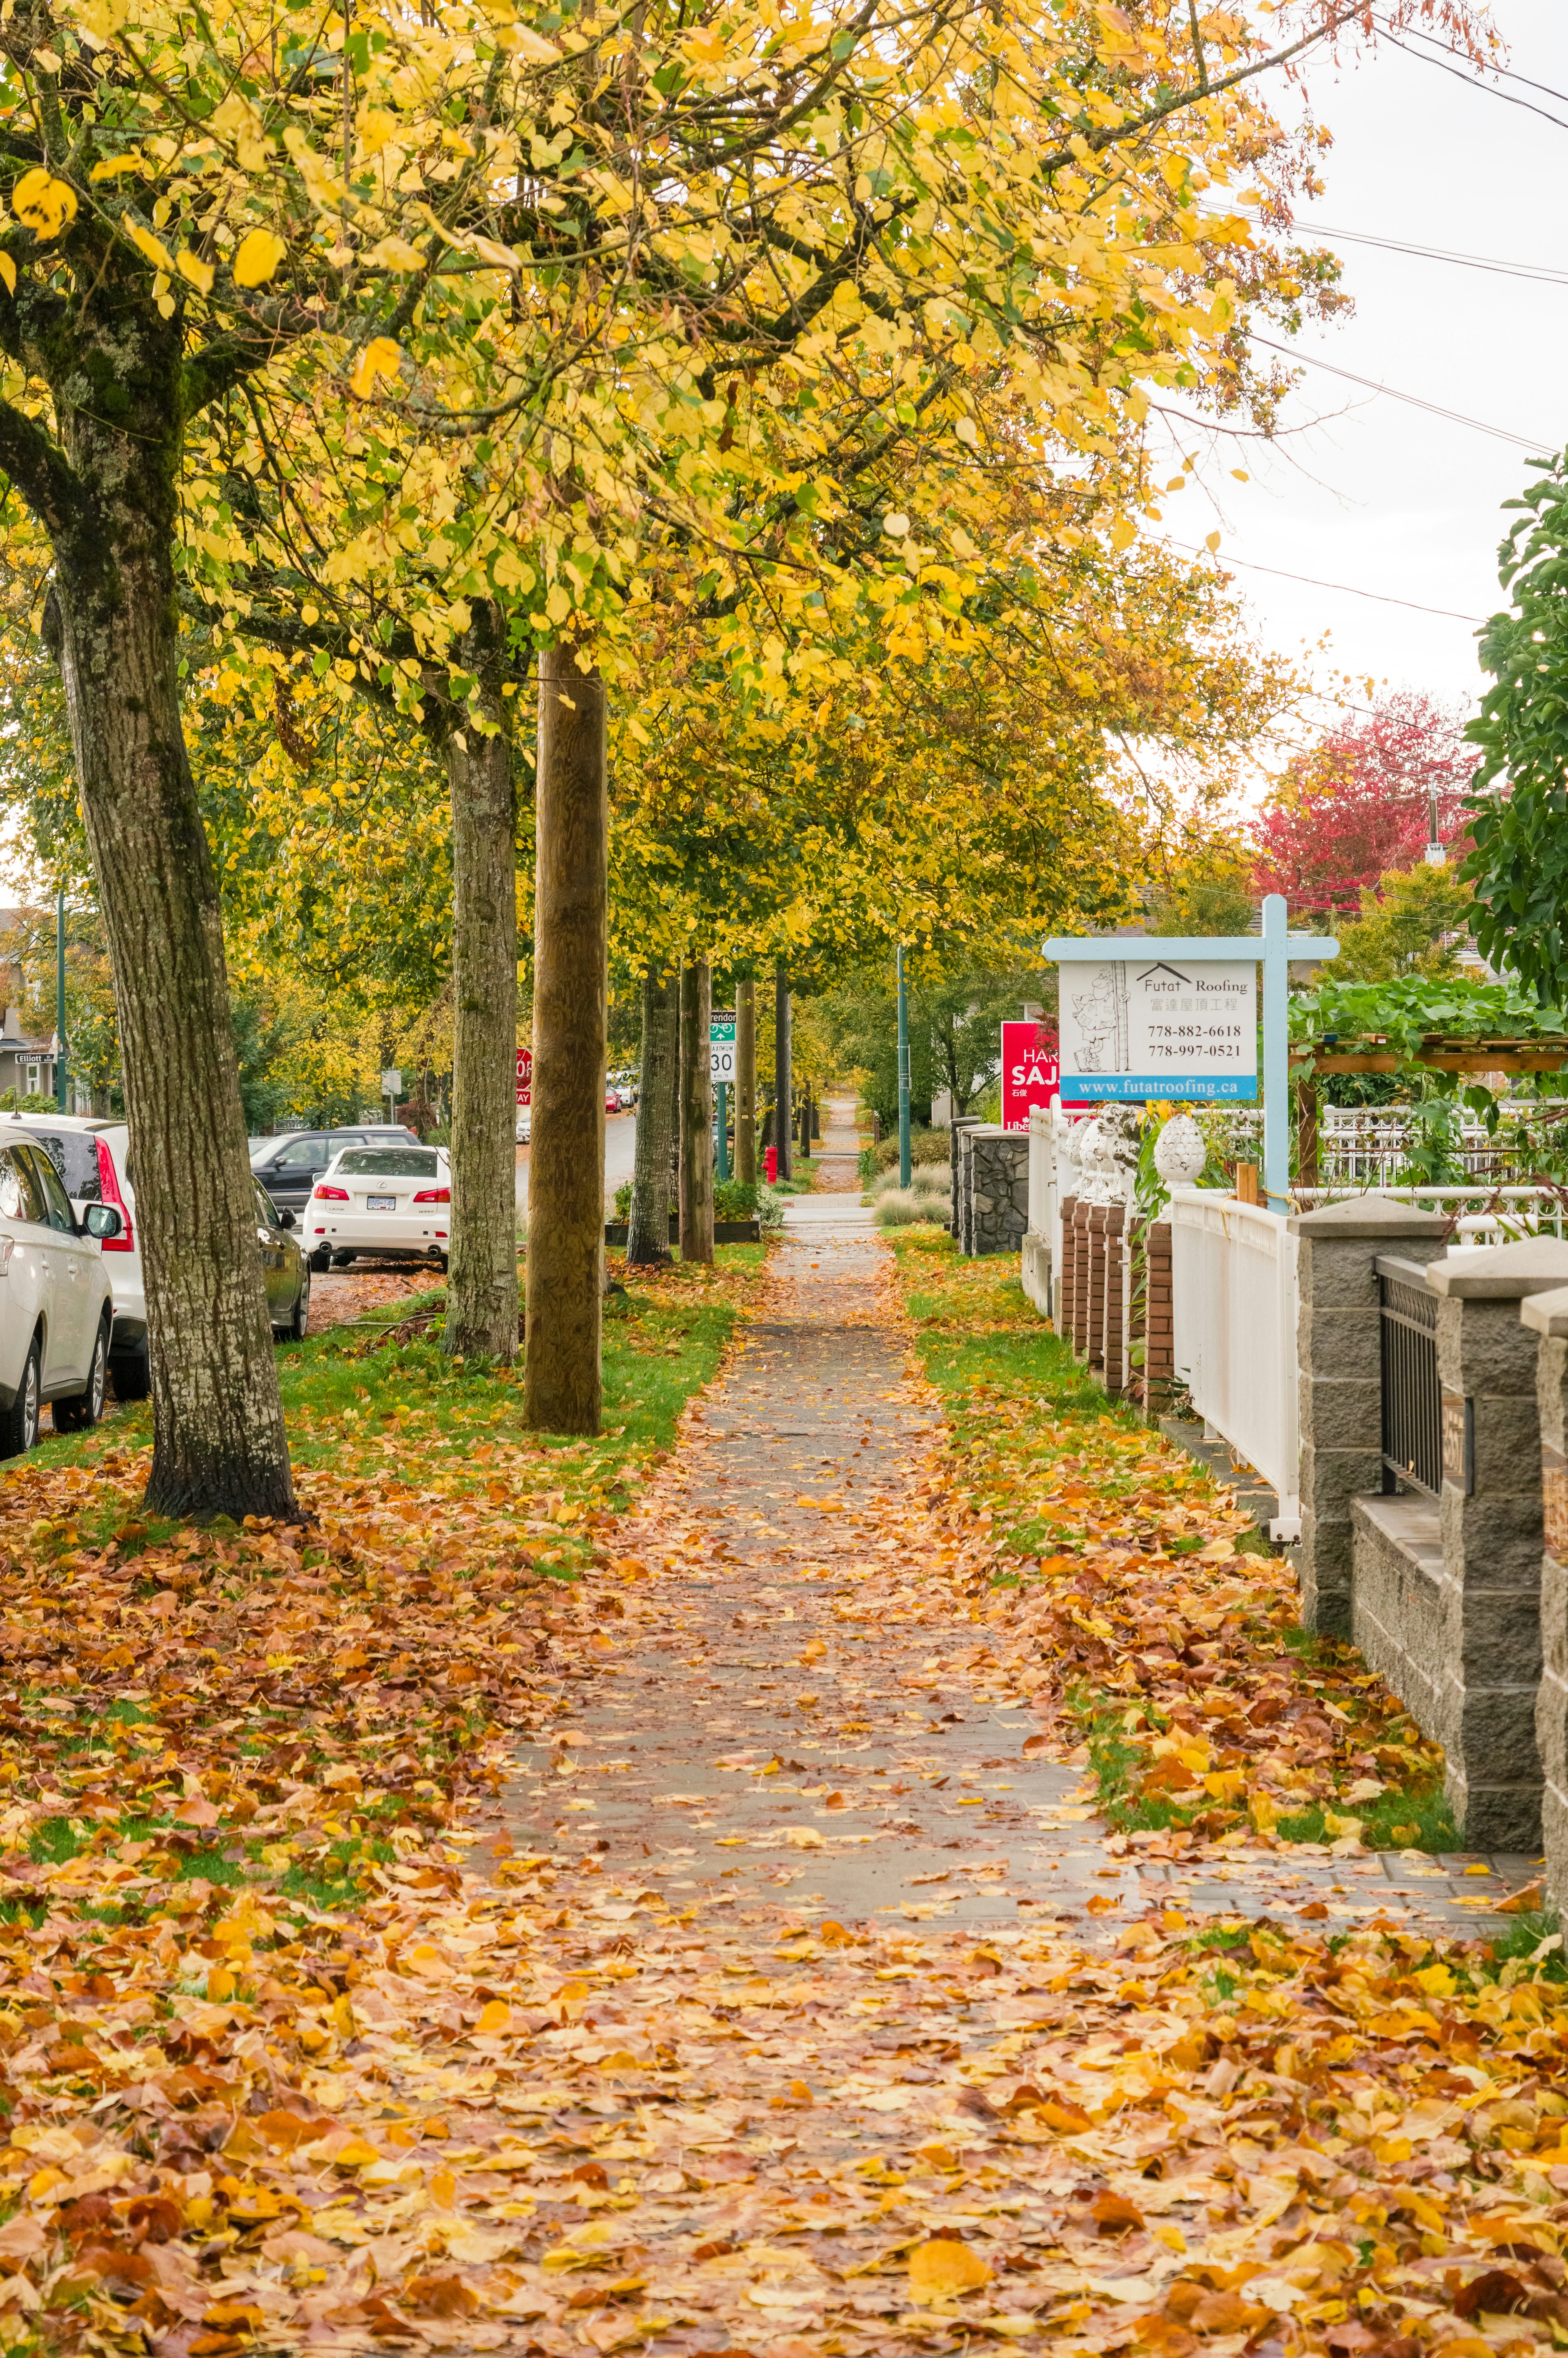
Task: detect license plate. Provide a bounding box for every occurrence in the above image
[366,1194,397,1212]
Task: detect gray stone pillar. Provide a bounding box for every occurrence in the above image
[1428,1240,1568,1850]
[967,1129,1029,1256]
[1288,1194,1449,1641]
[1523,1282,1568,1907]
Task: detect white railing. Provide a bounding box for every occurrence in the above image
[1167,1186,1301,1541]
[1293,1182,1568,1245]
[1315,1102,1568,1187]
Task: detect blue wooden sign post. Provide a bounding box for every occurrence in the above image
[1045,895,1339,1209]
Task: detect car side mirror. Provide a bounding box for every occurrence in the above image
[278,1208,295,1230]
[83,1204,122,1240]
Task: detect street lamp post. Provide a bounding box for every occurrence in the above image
[55,881,67,1113]
[896,945,911,1189]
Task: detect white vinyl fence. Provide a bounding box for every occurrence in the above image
[1166,1187,1301,1541]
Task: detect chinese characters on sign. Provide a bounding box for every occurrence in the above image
[1058,959,1256,1101]
[516,1047,532,1109]
[1000,1021,1058,1130]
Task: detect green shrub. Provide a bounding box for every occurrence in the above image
[871,1126,951,1175]
[612,1177,766,1224]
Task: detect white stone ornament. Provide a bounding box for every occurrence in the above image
[1153,1111,1206,1189]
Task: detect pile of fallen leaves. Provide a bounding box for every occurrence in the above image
[891,1238,1453,1854]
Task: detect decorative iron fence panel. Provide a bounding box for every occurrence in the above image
[1375,1254,1441,1499]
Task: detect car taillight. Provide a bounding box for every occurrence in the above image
[315,1184,350,1201]
[412,1186,450,1204]
[94,1137,134,1251]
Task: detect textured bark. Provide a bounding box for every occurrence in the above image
[445,603,518,1360]
[800,1087,813,1161]
[774,961,793,1182]
[679,961,714,1264]
[628,966,676,1264]
[36,301,293,1521]
[525,646,607,1434]
[735,979,756,1186]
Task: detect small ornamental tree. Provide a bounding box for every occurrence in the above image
[1252,692,1479,918]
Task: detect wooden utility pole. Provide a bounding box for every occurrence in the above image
[774,959,792,1182]
[735,978,756,1185]
[524,646,607,1434]
[679,960,714,1263]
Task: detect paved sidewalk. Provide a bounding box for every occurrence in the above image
[501,1223,1534,1944]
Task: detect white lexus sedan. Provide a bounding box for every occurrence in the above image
[302,1144,451,1271]
[0,1138,121,1453]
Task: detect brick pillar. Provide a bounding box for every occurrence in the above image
[1288,1194,1449,1641]
[1143,1220,1173,1406]
[1103,1203,1127,1393]
[1059,1195,1078,1345]
[1086,1205,1107,1371]
[1428,1241,1568,1850]
[1071,1200,1092,1356]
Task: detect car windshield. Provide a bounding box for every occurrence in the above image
[17,1129,101,1200]
[336,1149,440,1178]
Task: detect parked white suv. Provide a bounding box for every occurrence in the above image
[0,1136,119,1453]
[0,1116,145,1400]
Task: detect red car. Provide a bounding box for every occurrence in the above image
[606,1089,620,1113]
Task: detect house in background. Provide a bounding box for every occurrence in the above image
[0,911,57,1101]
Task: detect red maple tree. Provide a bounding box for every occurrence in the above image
[1251,692,1478,917]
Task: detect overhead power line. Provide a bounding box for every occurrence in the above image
[1296,221,1568,290]
[1250,334,1552,452]
[1373,21,1568,133]
[1381,17,1568,111]
[1173,542,1487,625]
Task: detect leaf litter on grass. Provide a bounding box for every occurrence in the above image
[0,1238,1560,2355]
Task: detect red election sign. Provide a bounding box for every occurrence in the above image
[1000,1020,1065,1130]
[516,1046,532,1109]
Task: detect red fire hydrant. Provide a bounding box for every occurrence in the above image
[765,1146,777,1184]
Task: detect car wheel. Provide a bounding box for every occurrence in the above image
[436,1253,449,1273]
[54,1319,109,1432]
[109,1341,151,1403]
[332,1251,355,1269]
[289,1271,310,1342]
[0,1336,40,1459]
[309,1247,331,1273]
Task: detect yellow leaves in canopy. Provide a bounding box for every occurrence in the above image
[366,234,427,273]
[350,338,402,400]
[11,170,77,240]
[177,248,214,295]
[909,2238,992,2298]
[232,228,285,288]
[124,218,172,274]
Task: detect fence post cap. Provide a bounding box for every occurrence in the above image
[1287,1192,1451,1241]
[1522,1284,1568,1337]
[1428,1237,1568,1298]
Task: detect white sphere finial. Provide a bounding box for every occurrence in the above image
[1153,1111,1206,1188]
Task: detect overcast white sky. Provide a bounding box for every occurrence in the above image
[1163,0,1568,753]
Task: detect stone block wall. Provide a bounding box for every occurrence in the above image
[1290,1194,1449,1641]
[959,1128,1029,1258]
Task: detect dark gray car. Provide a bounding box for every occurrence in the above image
[249,1126,419,1219]
[253,1179,310,1342]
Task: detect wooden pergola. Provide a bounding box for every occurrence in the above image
[1291,1038,1568,1185]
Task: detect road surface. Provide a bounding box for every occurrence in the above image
[514,1108,636,1218]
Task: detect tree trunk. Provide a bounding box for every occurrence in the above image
[525,645,607,1435]
[774,960,793,1182]
[42,343,294,1522]
[628,966,675,1264]
[800,1087,812,1162]
[679,960,714,1264]
[735,978,756,1186]
[445,602,518,1361]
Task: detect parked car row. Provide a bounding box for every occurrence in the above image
[0,1114,452,1463]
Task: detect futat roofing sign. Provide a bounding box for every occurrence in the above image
[1058,955,1257,1101]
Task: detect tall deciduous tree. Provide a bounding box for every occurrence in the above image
[1252,693,1477,918]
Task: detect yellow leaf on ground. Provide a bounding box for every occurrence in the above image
[909,2238,991,2298]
